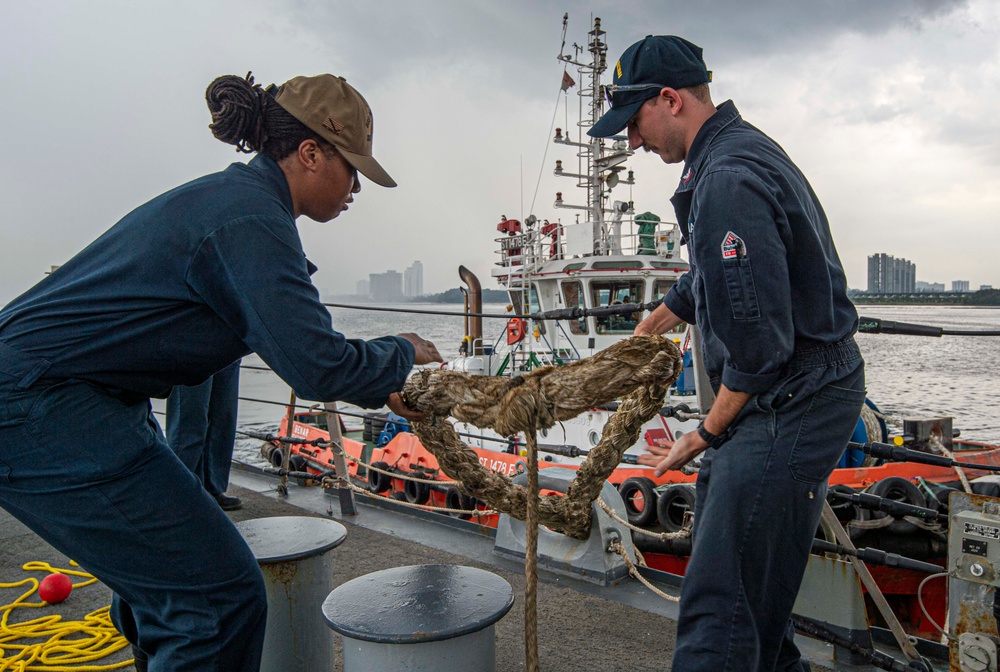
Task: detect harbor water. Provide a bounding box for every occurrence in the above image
[157,302,1000,468]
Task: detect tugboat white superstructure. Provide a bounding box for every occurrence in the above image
[447,14,698,463]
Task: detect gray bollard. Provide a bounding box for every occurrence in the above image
[236,516,347,672]
[323,564,514,672]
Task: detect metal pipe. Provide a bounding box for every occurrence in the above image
[458,265,483,355]
[460,287,470,340]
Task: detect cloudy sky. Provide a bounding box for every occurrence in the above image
[1,0,997,304]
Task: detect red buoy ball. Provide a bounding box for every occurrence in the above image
[39,573,73,604]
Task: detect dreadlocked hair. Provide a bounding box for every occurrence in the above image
[205,72,332,161]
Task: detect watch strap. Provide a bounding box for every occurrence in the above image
[696,421,727,449]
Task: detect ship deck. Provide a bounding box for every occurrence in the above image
[1,464,938,671]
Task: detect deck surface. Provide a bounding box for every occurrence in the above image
[1,469,861,671]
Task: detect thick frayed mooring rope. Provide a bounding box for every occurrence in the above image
[401,334,681,672]
[402,334,682,540]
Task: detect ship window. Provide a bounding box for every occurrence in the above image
[508,292,523,315]
[652,279,686,334]
[563,262,586,272]
[591,280,644,334]
[561,281,588,335]
[529,285,546,334]
[592,261,643,269]
[512,285,548,335]
[652,279,674,300]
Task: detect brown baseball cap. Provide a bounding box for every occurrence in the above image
[274,74,396,188]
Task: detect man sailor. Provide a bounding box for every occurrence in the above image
[589,36,865,671]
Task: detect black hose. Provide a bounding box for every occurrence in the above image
[856,440,1000,473]
[791,616,930,671]
[858,316,1000,337]
[827,489,945,523]
[811,539,944,574]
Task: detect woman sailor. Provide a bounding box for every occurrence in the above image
[0,72,440,671]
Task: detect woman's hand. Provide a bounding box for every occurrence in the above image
[387,392,427,421]
[397,333,443,365]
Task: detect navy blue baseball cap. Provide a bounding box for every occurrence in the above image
[588,35,712,138]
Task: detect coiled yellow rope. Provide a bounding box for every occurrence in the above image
[0,561,131,671]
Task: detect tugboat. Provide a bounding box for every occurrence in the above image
[263,14,1000,638]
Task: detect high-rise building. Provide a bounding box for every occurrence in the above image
[867,253,916,293]
[952,280,970,293]
[403,261,424,298]
[356,279,370,297]
[369,270,403,301]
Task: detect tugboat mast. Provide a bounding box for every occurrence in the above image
[554,16,634,256]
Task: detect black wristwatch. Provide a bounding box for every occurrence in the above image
[696,421,728,449]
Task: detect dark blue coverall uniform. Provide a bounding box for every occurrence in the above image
[166,360,240,499]
[662,101,865,672]
[0,155,415,671]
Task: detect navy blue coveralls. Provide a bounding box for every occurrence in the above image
[662,101,865,672]
[0,155,415,671]
[166,360,240,499]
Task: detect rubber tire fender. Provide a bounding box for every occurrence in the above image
[269,446,285,468]
[867,476,927,535]
[445,486,475,519]
[288,454,307,472]
[656,484,696,534]
[404,474,431,505]
[826,484,870,525]
[367,461,393,494]
[618,477,658,526]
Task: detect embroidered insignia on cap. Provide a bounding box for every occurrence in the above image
[616,60,622,79]
[323,117,345,134]
[721,231,745,260]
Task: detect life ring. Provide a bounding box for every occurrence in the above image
[506,318,526,345]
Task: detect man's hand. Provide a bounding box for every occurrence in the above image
[637,431,709,477]
[397,333,443,365]
[387,392,427,422]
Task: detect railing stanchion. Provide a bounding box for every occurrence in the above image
[325,401,357,515]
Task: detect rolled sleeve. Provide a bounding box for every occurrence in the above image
[663,272,697,324]
[187,217,415,406]
[693,169,794,395]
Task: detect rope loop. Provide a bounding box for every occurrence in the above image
[402,335,682,539]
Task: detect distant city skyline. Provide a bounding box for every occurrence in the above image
[357,261,424,301]
[404,261,424,298]
[865,252,983,293]
[867,253,915,293]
